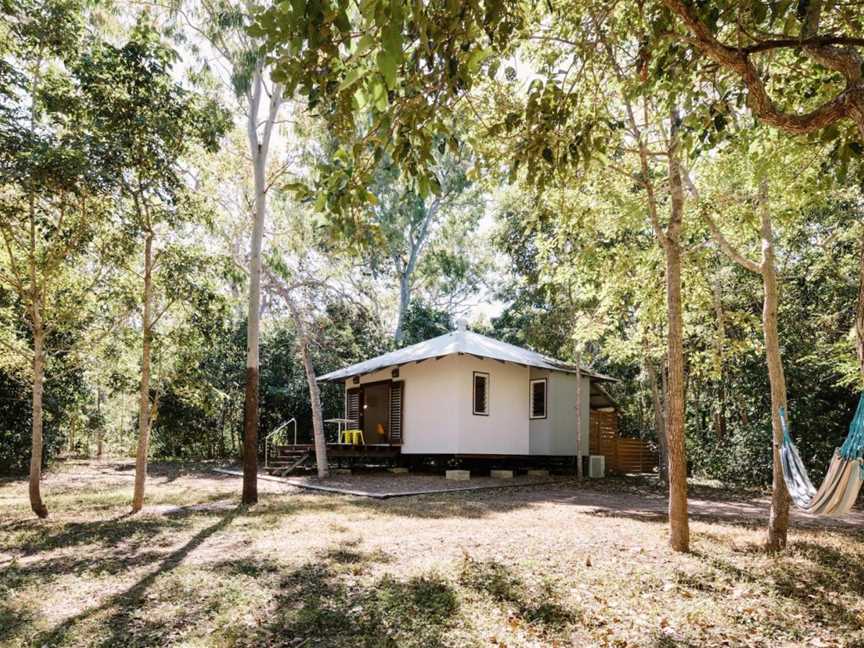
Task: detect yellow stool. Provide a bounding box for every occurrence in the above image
[344,429,365,445]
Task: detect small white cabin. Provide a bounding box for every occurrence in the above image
[318,323,617,459]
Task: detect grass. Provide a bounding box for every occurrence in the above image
[0,460,863,647]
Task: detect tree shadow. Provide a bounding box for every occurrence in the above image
[3,512,188,557]
[692,537,864,634]
[252,562,459,647]
[0,596,37,645]
[458,556,580,633]
[33,506,241,647]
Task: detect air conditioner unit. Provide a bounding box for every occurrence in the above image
[589,455,605,479]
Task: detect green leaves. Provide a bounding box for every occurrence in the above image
[251,0,524,216]
[377,50,398,89]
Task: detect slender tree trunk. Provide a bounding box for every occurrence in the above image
[760,195,790,552]
[96,388,104,460]
[664,114,690,552]
[242,79,266,506]
[857,233,864,381]
[242,149,265,505]
[298,336,329,478]
[29,312,48,518]
[665,239,690,551]
[711,277,727,441]
[575,347,584,480]
[25,55,48,519]
[241,70,282,506]
[394,270,411,345]
[648,361,669,485]
[132,233,154,513]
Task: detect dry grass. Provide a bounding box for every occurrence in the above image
[1,461,863,647]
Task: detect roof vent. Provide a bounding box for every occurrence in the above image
[455,318,467,332]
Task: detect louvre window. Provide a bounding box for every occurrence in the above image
[389,381,404,444]
[530,379,547,419]
[347,390,361,426]
[473,372,489,415]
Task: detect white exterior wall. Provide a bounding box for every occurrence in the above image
[345,357,588,456]
[528,369,590,456]
[348,358,460,454]
[451,355,530,455]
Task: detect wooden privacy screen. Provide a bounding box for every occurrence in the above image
[589,410,658,474]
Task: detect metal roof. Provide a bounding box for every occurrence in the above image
[318,328,617,383]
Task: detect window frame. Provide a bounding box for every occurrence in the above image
[529,378,548,420]
[472,371,490,416]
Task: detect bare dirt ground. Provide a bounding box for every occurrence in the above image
[1,461,863,647]
[248,469,571,497]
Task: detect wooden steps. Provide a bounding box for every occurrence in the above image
[265,448,312,476]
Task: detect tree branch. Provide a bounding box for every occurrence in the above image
[701,210,761,274]
[663,0,864,136]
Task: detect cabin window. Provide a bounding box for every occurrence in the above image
[473,372,489,415]
[530,379,547,419]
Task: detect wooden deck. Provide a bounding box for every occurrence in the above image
[275,443,401,457]
[265,443,402,475]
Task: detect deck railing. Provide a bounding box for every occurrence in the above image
[264,417,297,469]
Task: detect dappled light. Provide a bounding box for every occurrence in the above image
[4,1,864,645]
[2,463,863,646]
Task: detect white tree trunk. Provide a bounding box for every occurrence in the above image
[394,269,412,345]
[298,335,329,478]
[242,69,282,505]
[132,232,154,513]
[241,134,265,505]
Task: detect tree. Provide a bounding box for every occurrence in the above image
[0,0,114,517]
[179,0,286,506]
[660,0,864,384]
[696,137,831,550]
[365,151,482,344]
[660,1,864,142]
[487,9,694,551]
[76,19,227,512]
[265,268,329,478]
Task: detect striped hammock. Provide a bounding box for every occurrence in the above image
[779,396,864,517]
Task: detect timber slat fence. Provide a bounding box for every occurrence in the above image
[590,411,659,475]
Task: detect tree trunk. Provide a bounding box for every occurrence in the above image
[394,270,411,345]
[132,233,154,513]
[298,335,329,478]
[665,239,690,551]
[241,70,282,506]
[857,232,864,381]
[29,311,48,518]
[96,388,104,460]
[760,194,790,552]
[711,277,728,441]
[575,347,584,480]
[664,114,690,552]
[242,83,266,507]
[647,361,669,485]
